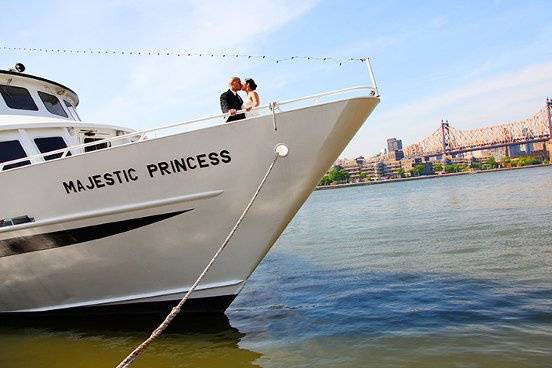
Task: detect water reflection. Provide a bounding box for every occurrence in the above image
[232,251,552,341]
[0,314,262,368]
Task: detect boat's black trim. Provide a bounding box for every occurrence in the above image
[0,70,79,105]
[0,209,192,258]
[2,295,236,317]
[0,310,238,334]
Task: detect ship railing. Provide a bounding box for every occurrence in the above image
[0,84,378,172]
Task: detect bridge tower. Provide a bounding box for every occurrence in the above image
[547,98,552,159]
[546,98,552,140]
[441,120,450,157]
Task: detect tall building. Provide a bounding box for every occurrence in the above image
[391,150,404,161]
[387,138,403,152]
[386,138,404,161]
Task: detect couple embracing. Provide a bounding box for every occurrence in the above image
[220,76,260,122]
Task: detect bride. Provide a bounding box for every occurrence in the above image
[242,78,260,117]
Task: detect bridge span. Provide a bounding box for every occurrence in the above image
[403,99,552,158]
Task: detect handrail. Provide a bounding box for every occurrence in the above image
[0,84,377,172]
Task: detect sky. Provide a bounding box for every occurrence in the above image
[1,0,551,158]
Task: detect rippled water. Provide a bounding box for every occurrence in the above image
[2,167,552,367]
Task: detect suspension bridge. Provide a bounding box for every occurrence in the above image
[402,99,552,158]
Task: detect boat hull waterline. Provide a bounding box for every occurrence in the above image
[0,97,378,314]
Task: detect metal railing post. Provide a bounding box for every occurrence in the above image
[364,57,379,97]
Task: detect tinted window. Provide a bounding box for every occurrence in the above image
[84,137,110,152]
[0,85,39,111]
[0,215,35,227]
[34,137,70,160]
[0,140,30,170]
[64,100,81,121]
[38,91,68,118]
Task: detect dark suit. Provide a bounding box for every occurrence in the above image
[220,90,245,122]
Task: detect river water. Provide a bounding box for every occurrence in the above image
[1,166,551,367]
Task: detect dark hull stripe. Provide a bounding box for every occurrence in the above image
[0,295,236,318]
[0,209,192,258]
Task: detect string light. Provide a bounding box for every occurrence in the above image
[0,46,366,66]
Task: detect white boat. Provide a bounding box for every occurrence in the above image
[0,63,379,315]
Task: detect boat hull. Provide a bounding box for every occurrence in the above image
[0,96,378,314]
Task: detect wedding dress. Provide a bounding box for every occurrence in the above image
[242,93,259,118]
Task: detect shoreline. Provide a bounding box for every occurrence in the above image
[315,163,551,191]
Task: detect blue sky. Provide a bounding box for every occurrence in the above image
[1,0,551,158]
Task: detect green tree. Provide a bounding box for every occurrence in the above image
[396,168,406,178]
[469,161,482,170]
[433,162,443,172]
[410,164,425,176]
[319,175,332,186]
[485,156,497,169]
[327,166,350,183]
[514,156,541,166]
[444,164,466,173]
[519,157,529,166]
[502,156,511,167]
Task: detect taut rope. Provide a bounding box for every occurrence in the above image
[115,144,288,368]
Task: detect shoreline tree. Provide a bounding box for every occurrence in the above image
[319,165,350,185]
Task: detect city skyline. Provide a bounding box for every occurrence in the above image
[347,99,552,160]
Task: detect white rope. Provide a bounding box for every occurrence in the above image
[115,151,283,368]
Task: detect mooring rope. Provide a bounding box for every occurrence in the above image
[115,145,287,368]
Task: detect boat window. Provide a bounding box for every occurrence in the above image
[34,137,71,160]
[0,215,35,228]
[0,140,31,170]
[38,91,68,118]
[64,100,81,121]
[0,85,39,111]
[84,137,110,152]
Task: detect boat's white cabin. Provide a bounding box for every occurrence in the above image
[0,65,133,171]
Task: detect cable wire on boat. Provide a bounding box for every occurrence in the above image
[269,101,279,131]
[115,145,287,368]
[0,46,366,66]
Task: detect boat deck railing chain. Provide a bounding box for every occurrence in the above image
[1,46,368,66]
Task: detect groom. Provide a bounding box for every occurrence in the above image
[220,76,245,122]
